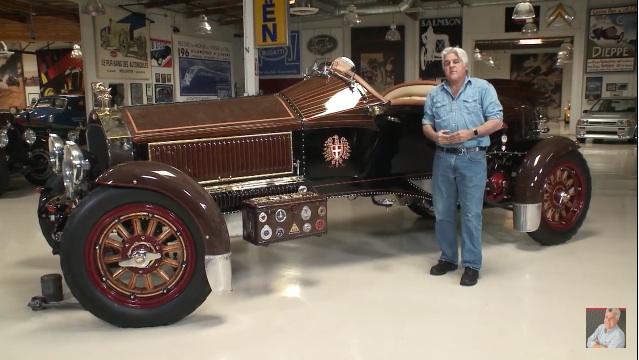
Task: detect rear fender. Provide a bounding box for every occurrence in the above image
[94,161,230,256]
[513,136,580,204]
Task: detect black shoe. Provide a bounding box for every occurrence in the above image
[430,260,458,276]
[460,267,479,286]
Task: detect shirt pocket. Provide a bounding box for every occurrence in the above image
[461,97,482,117]
[433,100,450,130]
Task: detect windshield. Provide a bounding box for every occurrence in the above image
[35,97,68,109]
[590,98,636,113]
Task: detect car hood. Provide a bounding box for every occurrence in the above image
[582,111,636,121]
[20,107,60,121]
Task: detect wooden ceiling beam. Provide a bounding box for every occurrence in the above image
[1,17,80,42]
[0,2,78,22]
[0,14,29,23]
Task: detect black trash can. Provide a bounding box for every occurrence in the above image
[40,273,63,302]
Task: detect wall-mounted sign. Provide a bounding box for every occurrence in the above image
[419,17,462,80]
[307,35,338,56]
[254,0,288,48]
[545,3,575,27]
[259,31,300,76]
[586,5,637,72]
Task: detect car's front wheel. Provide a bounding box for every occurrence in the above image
[25,146,53,185]
[527,150,591,245]
[60,187,211,328]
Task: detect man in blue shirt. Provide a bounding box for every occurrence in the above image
[422,46,503,286]
[587,308,625,348]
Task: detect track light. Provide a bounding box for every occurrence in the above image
[82,0,105,16]
[385,14,401,41]
[0,41,14,59]
[196,14,212,34]
[71,43,83,59]
[521,18,538,36]
[512,0,535,21]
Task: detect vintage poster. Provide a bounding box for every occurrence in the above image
[36,49,83,96]
[419,17,462,80]
[584,77,603,100]
[351,26,404,93]
[94,7,151,79]
[0,48,25,109]
[173,34,232,101]
[511,53,563,119]
[258,31,301,76]
[151,38,173,68]
[587,5,637,72]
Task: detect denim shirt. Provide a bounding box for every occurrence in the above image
[422,76,503,148]
[587,324,625,348]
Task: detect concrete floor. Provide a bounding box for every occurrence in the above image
[0,127,636,359]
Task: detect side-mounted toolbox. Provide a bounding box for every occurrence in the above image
[242,192,328,246]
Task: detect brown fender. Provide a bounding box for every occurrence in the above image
[513,136,581,204]
[94,161,230,256]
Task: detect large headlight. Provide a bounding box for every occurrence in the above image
[9,107,18,115]
[48,114,55,123]
[62,141,89,197]
[48,134,65,174]
[23,128,36,145]
[0,129,8,148]
[67,127,81,142]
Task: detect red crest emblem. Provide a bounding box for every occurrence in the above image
[323,135,351,167]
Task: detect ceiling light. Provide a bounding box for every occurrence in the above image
[385,23,401,41]
[512,0,535,20]
[559,39,573,52]
[0,41,14,59]
[196,14,212,34]
[343,4,361,27]
[82,0,105,16]
[521,18,538,36]
[71,43,83,59]
[473,48,483,61]
[290,0,319,16]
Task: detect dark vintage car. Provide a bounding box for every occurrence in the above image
[18,95,86,127]
[0,103,85,196]
[38,57,591,328]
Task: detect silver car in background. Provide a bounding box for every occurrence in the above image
[576,97,637,144]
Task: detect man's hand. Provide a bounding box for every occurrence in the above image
[435,129,451,145]
[447,129,475,144]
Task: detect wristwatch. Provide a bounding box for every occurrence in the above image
[473,128,479,137]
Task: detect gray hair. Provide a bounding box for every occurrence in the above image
[441,46,469,69]
[606,308,621,321]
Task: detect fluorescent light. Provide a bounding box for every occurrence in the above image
[518,38,543,45]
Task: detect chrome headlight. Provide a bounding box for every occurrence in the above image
[48,134,65,174]
[9,107,17,115]
[23,128,36,145]
[0,129,8,148]
[62,141,89,197]
[48,114,55,123]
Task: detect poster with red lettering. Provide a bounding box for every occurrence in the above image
[586,5,637,72]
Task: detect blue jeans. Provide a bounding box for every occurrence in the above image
[432,149,487,270]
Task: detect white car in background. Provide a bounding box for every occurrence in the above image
[577,97,637,144]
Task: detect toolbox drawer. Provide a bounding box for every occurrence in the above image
[242,192,328,246]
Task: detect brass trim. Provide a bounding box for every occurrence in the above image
[198,171,294,186]
[147,131,293,148]
[204,176,305,193]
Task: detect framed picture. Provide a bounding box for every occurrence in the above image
[617,83,628,91]
[167,74,172,83]
[146,83,153,96]
[130,83,144,105]
[147,96,153,104]
[161,73,167,83]
[585,77,602,101]
[27,92,39,105]
[606,83,616,91]
[155,84,174,103]
[155,73,161,83]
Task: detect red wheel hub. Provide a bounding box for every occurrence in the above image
[541,161,586,231]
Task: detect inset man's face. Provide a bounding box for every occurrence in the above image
[604,311,619,331]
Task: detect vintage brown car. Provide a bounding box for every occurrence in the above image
[38,57,591,328]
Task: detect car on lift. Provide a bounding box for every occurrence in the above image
[576,96,637,144]
[38,57,591,329]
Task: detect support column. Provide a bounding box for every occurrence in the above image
[243,0,259,96]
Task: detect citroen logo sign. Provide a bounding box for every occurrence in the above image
[545,3,575,27]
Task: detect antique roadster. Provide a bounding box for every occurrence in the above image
[37,57,591,328]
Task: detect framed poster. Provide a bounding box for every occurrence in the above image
[605,83,616,91]
[618,83,628,90]
[130,83,143,105]
[586,6,637,72]
[146,83,153,96]
[419,17,462,80]
[155,84,173,103]
[258,30,301,76]
[161,73,167,83]
[585,77,603,100]
[510,53,563,119]
[351,26,405,93]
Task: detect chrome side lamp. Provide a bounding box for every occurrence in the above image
[512,0,535,21]
[82,0,106,16]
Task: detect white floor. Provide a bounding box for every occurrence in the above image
[1,129,636,359]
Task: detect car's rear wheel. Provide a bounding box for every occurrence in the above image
[25,147,53,185]
[60,187,210,328]
[0,155,9,197]
[527,150,591,245]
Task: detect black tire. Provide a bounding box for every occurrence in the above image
[527,150,591,245]
[0,155,9,197]
[24,147,53,185]
[407,201,436,219]
[60,187,211,328]
[38,175,65,253]
[628,129,637,144]
[577,138,586,143]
